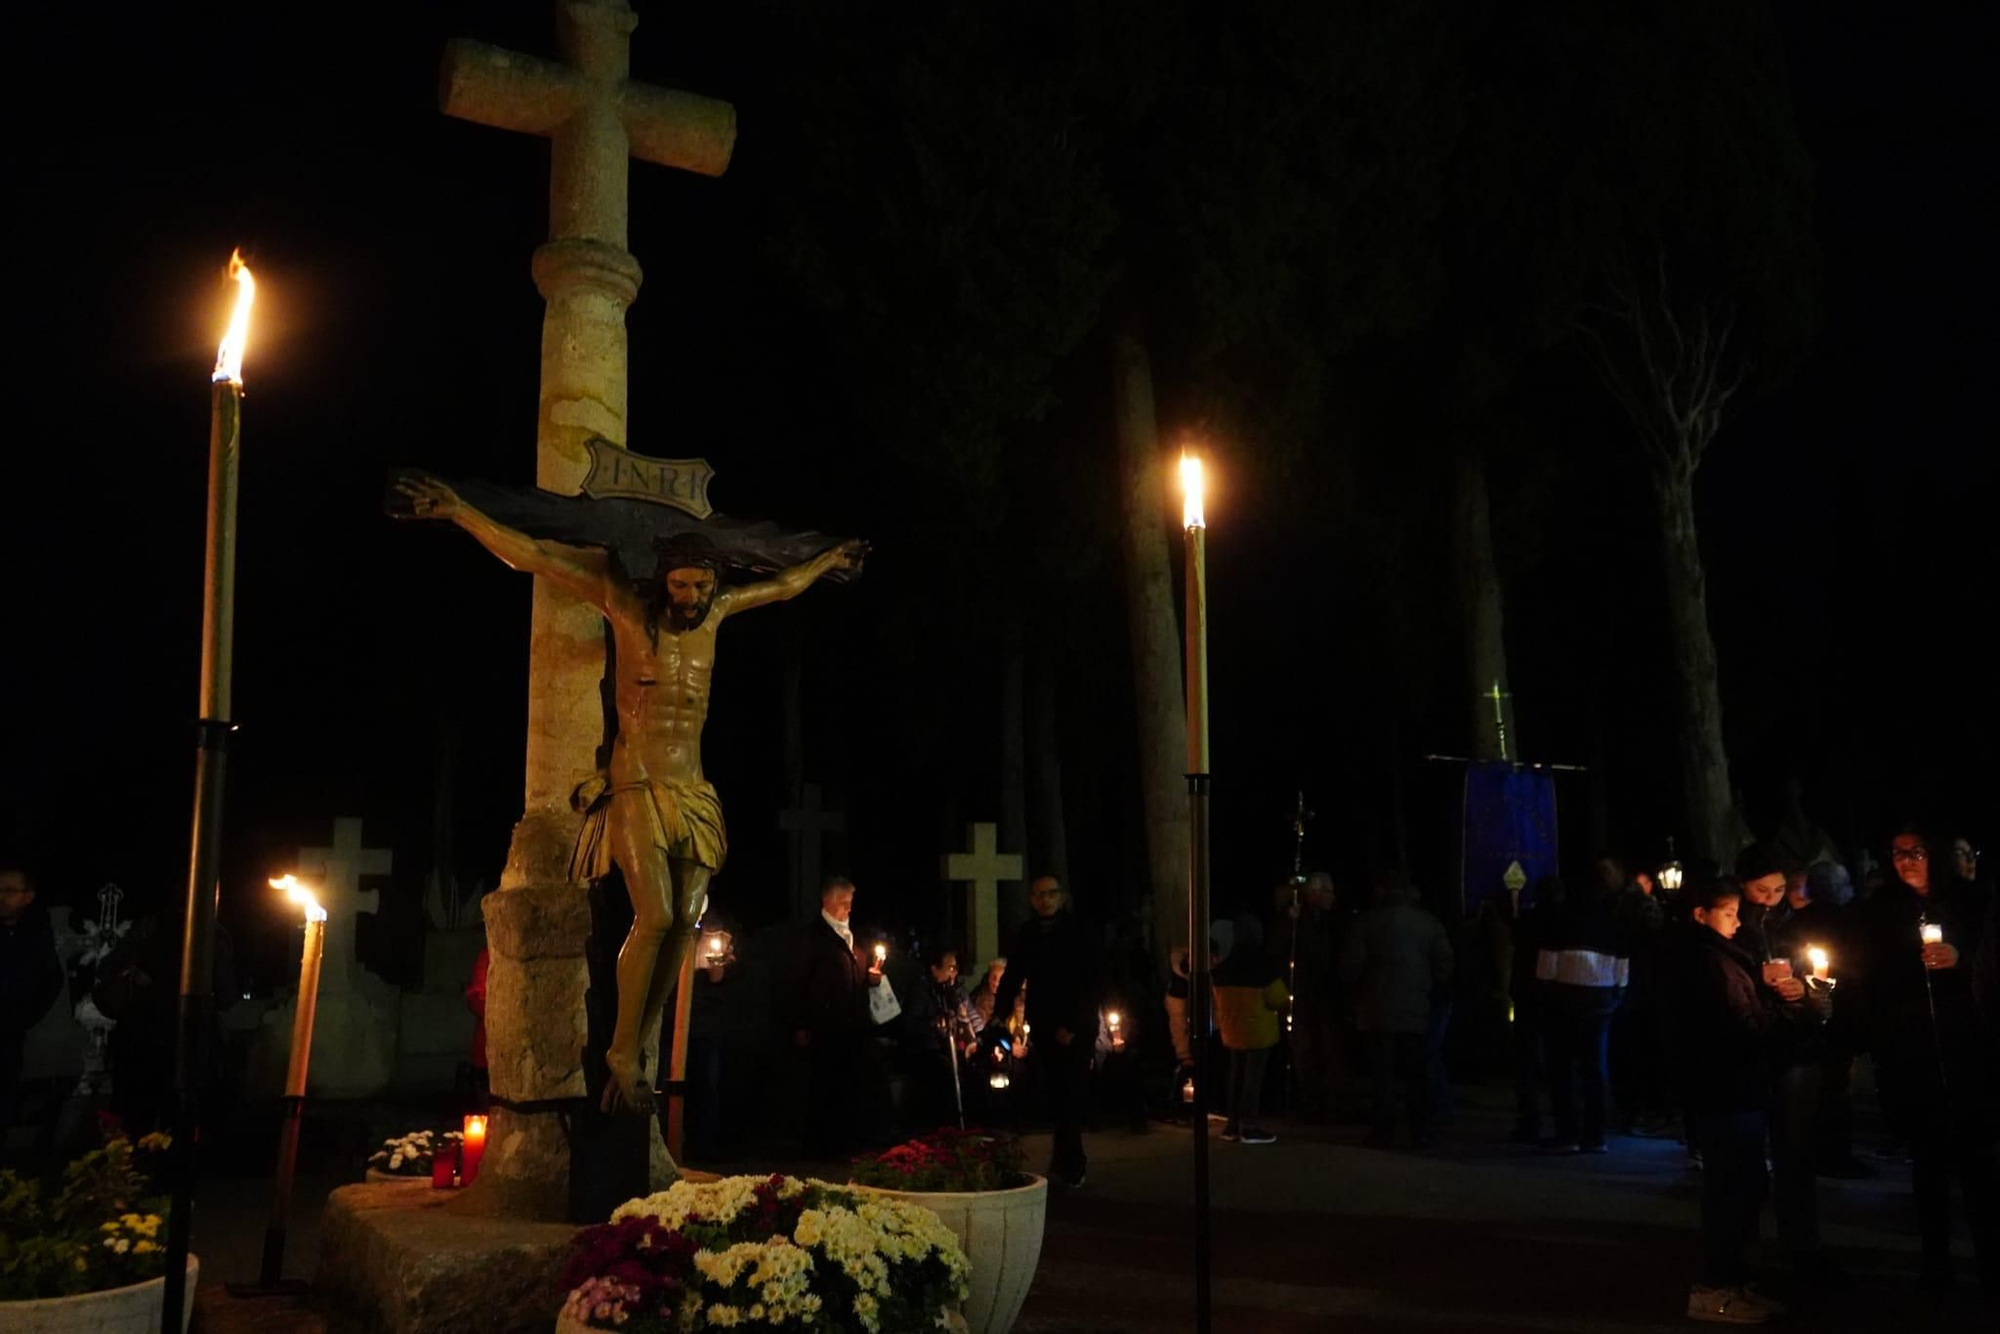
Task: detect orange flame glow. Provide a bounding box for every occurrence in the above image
[270,874,326,923]
[213,250,256,386]
[1180,452,1205,529]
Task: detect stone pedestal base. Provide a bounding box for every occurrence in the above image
[316,1181,576,1334]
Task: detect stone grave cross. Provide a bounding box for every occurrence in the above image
[779,782,845,918]
[296,817,392,994]
[440,0,738,857]
[943,822,1023,970]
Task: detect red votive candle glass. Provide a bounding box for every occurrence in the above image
[461,1115,488,1185]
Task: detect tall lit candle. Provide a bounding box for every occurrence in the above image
[1107,1010,1124,1050]
[1181,453,1209,772]
[255,874,324,1285]
[204,252,255,719]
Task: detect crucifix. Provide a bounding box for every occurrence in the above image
[432,0,737,1215]
[943,822,1024,969]
[441,0,738,876]
[295,817,392,995]
[779,783,845,921]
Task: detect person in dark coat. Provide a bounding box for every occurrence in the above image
[989,876,1100,1188]
[1,863,66,1134]
[95,903,235,1136]
[1733,843,1836,1278]
[1536,869,1631,1154]
[1286,873,1343,1123]
[1340,873,1453,1148]
[1508,876,1565,1143]
[1673,877,1812,1324]
[790,876,889,1159]
[1859,826,1997,1294]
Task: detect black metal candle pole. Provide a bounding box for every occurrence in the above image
[162,369,244,1330]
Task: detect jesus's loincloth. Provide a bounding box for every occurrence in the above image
[569,773,728,882]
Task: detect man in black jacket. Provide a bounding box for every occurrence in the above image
[1,863,66,1135]
[1860,827,1996,1295]
[1674,878,1811,1324]
[990,876,1100,1188]
[791,876,888,1158]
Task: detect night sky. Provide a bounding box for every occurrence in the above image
[7,1,1994,992]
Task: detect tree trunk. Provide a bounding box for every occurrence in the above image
[1653,468,1741,867]
[1027,642,1070,888]
[999,612,1030,943]
[1453,448,1516,760]
[1112,329,1190,973]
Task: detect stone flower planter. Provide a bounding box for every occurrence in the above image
[852,1175,1046,1334]
[5,1255,197,1334]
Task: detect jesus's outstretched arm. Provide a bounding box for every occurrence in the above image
[718,539,868,616]
[395,475,608,605]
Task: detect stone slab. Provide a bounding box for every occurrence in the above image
[316,1181,576,1334]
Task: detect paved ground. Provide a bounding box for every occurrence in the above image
[1012,1087,1991,1332]
[167,1083,1991,1332]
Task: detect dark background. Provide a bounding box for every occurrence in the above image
[5,1,1992,994]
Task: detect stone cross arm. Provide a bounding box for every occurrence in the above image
[441,36,736,181]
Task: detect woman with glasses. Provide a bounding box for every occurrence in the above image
[1859,826,1997,1295]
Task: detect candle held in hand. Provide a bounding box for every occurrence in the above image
[1920,923,1943,945]
[872,942,887,966]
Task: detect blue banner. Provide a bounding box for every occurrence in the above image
[1461,761,1559,915]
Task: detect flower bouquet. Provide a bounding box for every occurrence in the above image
[558,1174,968,1333]
[849,1129,1028,1194]
[365,1128,462,1178]
[0,1129,174,1301]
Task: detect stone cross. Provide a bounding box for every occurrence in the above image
[943,822,1024,971]
[441,0,739,877]
[779,783,845,919]
[296,817,392,995]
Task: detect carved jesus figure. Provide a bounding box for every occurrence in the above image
[397,476,864,1113]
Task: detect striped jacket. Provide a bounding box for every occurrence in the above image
[1535,896,1631,993]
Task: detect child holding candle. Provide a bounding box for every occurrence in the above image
[1672,876,1813,1323]
[1858,826,1997,1295]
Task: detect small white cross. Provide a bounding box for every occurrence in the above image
[296,817,393,995]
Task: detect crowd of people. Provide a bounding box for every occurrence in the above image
[1493,831,1997,1319]
[8,825,1993,1317]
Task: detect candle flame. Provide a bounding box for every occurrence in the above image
[1107,1010,1122,1027]
[1807,946,1829,973]
[270,874,326,923]
[873,943,887,960]
[213,250,256,386]
[463,1114,488,1140]
[1180,452,1206,529]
